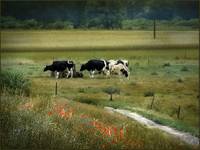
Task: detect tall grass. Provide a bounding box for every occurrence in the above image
[0,70,31,96]
[0,95,196,150]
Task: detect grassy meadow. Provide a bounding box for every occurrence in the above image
[1,30,198,51]
[1,30,199,150]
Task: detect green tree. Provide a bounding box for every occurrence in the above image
[103,87,120,101]
[23,19,38,29]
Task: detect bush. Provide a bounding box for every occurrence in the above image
[23,19,39,29]
[87,18,104,29]
[144,91,154,97]
[151,72,158,75]
[163,63,171,67]
[0,71,31,96]
[177,78,183,83]
[122,19,153,30]
[0,16,21,29]
[77,97,98,105]
[173,19,198,28]
[46,20,74,29]
[181,66,189,72]
[0,16,74,29]
[103,87,120,101]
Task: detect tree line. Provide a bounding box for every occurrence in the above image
[1,0,198,30]
[0,16,198,30]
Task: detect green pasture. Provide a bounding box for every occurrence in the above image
[2,48,199,135]
[1,30,199,149]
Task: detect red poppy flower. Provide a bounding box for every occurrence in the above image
[48,111,53,116]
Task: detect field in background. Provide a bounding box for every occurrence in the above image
[1,30,198,51]
[1,30,199,149]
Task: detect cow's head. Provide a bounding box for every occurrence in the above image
[80,64,86,71]
[43,65,50,72]
[125,62,129,67]
[120,69,128,78]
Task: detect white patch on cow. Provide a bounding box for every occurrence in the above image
[108,60,117,71]
[101,59,110,76]
[110,63,129,78]
[70,68,73,78]
[62,68,69,78]
[90,70,95,78]
[55,71,59,79]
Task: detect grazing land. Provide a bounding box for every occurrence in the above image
[1,30,198,51]
[1,30,199,150]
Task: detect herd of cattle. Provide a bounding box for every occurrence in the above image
[44,59,130,79]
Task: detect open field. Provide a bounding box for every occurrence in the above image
[1,30,198,51]
[1,30,199,149]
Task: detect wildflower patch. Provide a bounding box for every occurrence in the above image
[47,101,143,149]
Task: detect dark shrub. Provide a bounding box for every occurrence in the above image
[177,78,183,83]
[0,71,31,96]
[151,72,158,75]
[144,91,155,97]
[181,66,189,72]
[78,88,85,93]
[163,63,171,67]
[77,97,98,105]
[23,19,39,29]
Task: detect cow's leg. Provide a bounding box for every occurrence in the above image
[66,68,70,78]
[106,70,110,77]
[90,70,95,78]
[92,71,95,78]
[55,71,59,79]
[89,71,92,78]
[103,69,110,77]
[70,68,73,78]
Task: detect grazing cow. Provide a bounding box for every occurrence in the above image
[107,59,129,75]
[80,59,108,78]
[44,60,75,79]
[110,63,129,78]
[116,59,129,67]
[106,59,118,71]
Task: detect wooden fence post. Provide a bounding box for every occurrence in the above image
[55,82,57,96]
[150,95,155,109]
[110,93,113,101]
[177,105,181,119]
[153,19,156,39]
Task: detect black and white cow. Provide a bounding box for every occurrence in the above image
[110,63,129,78]
[80,59,108,78]
[44,60,75,79]
[107,59,129,70]
[116,59,129,67]
[106,59,129,78]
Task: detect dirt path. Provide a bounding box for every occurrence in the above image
[105,107,199,146]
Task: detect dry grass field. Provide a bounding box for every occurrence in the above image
[1,30,198,51]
